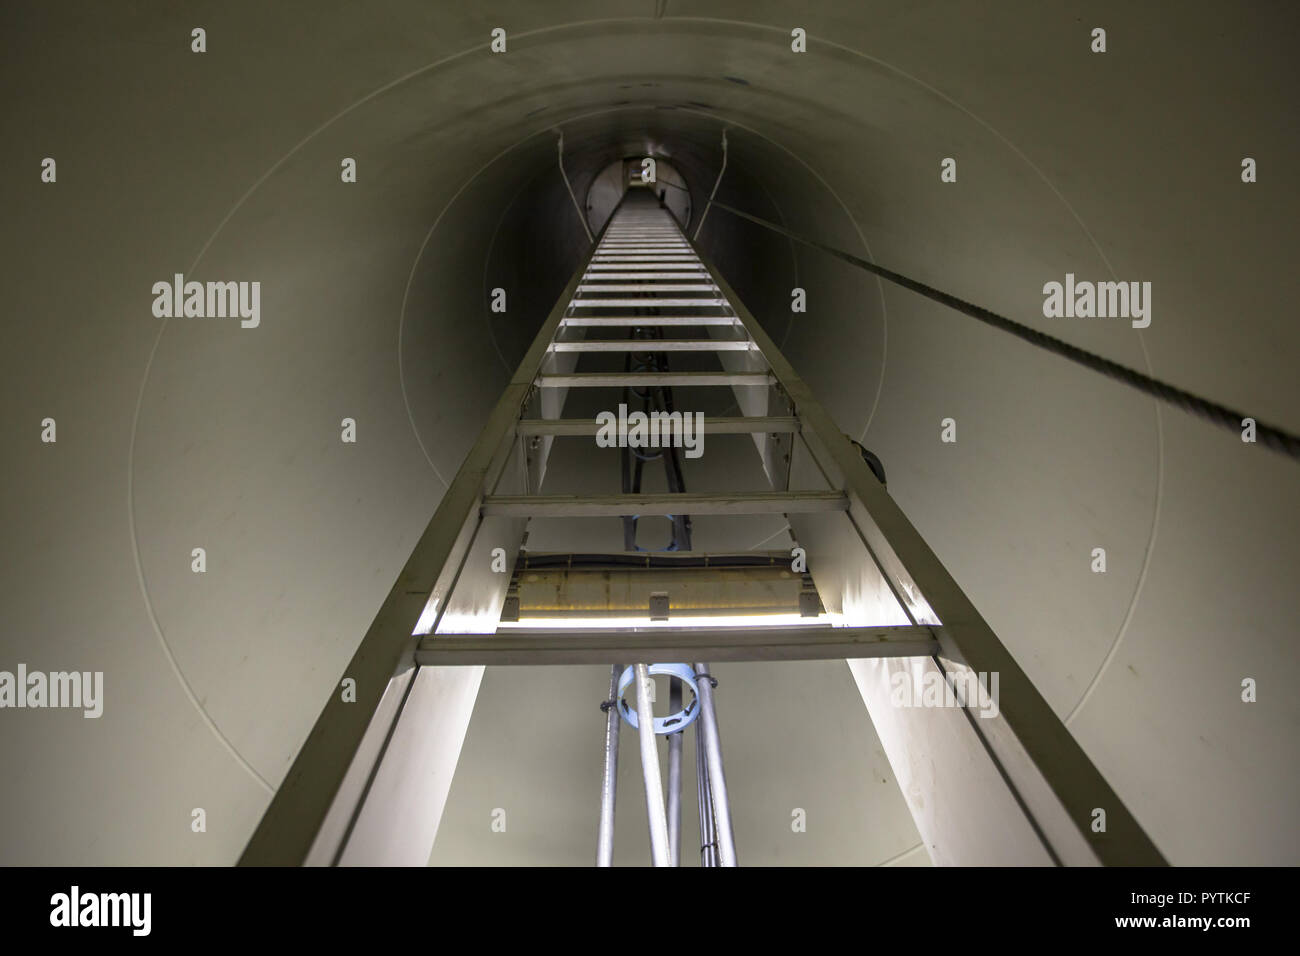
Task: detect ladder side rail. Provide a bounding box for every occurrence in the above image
[687,240,1167,867]
[336,406,542,865]
[238,200,623,866]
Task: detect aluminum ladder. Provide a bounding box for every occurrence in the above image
[239,189,1167,868]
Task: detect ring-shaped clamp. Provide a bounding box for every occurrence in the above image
[617,663,700,734]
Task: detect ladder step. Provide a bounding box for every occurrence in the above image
[548,338,754,348]
[481,490,848,517]
[592,255,699,262]
[414,625,940,666]
[599,242,689,247]
[577,284,716,293]
[571,298,729,308]
[587,263,703,271]
[582,272,710,280]
[548,339,752,352]
[538,371,770,387]
[590,261,700,267]
[517,415,800,436]
[590,260,700,266]
[561,316,739,327]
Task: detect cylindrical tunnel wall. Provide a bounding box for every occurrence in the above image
[3,2,1297,866]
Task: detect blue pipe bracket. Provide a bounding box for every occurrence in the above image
[617,663,700,734]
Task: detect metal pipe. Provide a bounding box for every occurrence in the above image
[695,719,716,867]
[693,128,727,240]
[635,663,671,866]
[666,677,683,866]
[556,131,593,243]
[693,663,737,866]
[596,664,621,866]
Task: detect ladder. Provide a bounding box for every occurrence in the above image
[239,190,1167,868]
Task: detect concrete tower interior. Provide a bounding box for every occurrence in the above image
[2,1,1297,868]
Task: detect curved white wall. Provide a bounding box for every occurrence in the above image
[1,1,1296,865]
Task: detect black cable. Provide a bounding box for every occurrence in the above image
[708,200,1300,462]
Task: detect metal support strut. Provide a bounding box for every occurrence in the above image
[596,664,620,867]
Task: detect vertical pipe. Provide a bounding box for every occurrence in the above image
[693,128,728,240]
[556,131,594,243]
[596,664,621,867]
[695,723,717,867]
[694,663,737,866]
[635,663,671,866]
[666,677,683,866]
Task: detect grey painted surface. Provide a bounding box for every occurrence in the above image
[1,1,1296,864]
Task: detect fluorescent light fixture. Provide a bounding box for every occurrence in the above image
[496,611,847,630]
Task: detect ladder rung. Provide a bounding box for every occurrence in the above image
[592,255,699,262]
[481,490,847,517]
[561,316,739,327]
[538,371,770,387]
[548,339,752,352]
[582,272,710,280]
[571,298,729,308]
[414,625,940,666]
[577,284,716,293]
[587,263,703,271]
[517,416,800,436]
[596,251,690,256]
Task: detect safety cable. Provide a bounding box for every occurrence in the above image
[707,200,1300,462]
